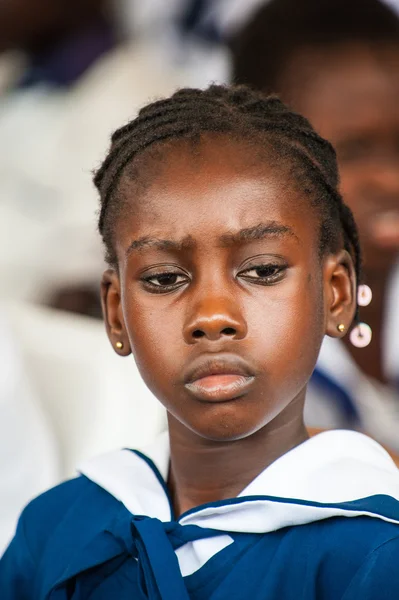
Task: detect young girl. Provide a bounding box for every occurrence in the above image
[1,85,399,599]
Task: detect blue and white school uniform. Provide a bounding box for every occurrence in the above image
[1,430,399,599]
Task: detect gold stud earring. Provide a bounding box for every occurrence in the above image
[115,341,123,349]
[337,323,346,333]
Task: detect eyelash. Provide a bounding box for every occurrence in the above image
[140,263,287,294]
[140,272,188,294]
[239,263,287,285]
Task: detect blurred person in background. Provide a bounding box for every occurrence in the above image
[0,0,181,316]
[232,0,399,451]
[116,0,230,87]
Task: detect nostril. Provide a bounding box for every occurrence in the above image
[192,330,205,339]
[221,327,236,336]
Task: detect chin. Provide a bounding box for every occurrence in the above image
[182,406,267,443]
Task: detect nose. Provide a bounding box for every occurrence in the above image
[183,294,247,344]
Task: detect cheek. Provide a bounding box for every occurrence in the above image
[246,272,324,376]
[122,295,184,396]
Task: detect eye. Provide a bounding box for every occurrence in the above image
[238,263,287,286]
[141,271,189,293]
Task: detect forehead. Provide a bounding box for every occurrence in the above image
[283,44,399,139]
[116,136,318,251]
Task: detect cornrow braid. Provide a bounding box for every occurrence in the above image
[94,84,362,319]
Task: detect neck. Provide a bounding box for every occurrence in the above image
[167,396,308,517]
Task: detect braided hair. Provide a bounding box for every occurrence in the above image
[94,84,361,317]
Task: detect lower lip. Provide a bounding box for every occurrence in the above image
[185,374,255,402]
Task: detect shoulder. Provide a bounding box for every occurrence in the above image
[2,476,117,566]
[342,532,399,599]
[0,477,88,597]
[24,474,90,513]
[18,475,118,558]
[300,516,399,599]
[0,476,124,598]
[308,514,399,560]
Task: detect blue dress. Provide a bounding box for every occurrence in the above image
[1,430,399,599]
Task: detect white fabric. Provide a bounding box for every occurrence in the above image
[81,447,171,522]
[384,261,399,380]
[6,302,167,480]
[0,312,59,555]
[79,429,399,576]
[306,263,399,451]
[175,535,234,576]
[203,0,267,35]
[116,0,229,88]
[383,0,399,14]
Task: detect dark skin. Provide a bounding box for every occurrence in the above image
[279,43,399,383]
[101,137,356,517]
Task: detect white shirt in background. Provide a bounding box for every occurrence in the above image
[0,315,59,555]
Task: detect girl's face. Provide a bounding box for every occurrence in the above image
[102,137,355,442]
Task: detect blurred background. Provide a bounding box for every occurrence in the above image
[1,0,399,554]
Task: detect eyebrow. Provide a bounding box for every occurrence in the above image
[126,235,195,255]
[126,221,297,256]
[220,222,298,246]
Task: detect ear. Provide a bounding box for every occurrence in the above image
[101,269,131,356]
[323,250,357,339]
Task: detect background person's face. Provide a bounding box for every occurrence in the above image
[109,137,344,443]
[283,44,399,272]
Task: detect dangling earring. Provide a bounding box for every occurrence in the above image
[115,341,123,350]
[357,284,372,307]
[349,283,373,347]
[349,323,372,348]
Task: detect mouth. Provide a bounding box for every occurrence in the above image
[184,355,255,402]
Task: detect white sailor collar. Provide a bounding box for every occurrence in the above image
[78,430,399,577]
[79,429,399,528]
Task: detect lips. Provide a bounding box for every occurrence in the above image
[184,355,255,402]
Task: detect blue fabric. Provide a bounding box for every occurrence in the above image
[177,0,221,44]
[17,20,116,89]
[1,476,399,599]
